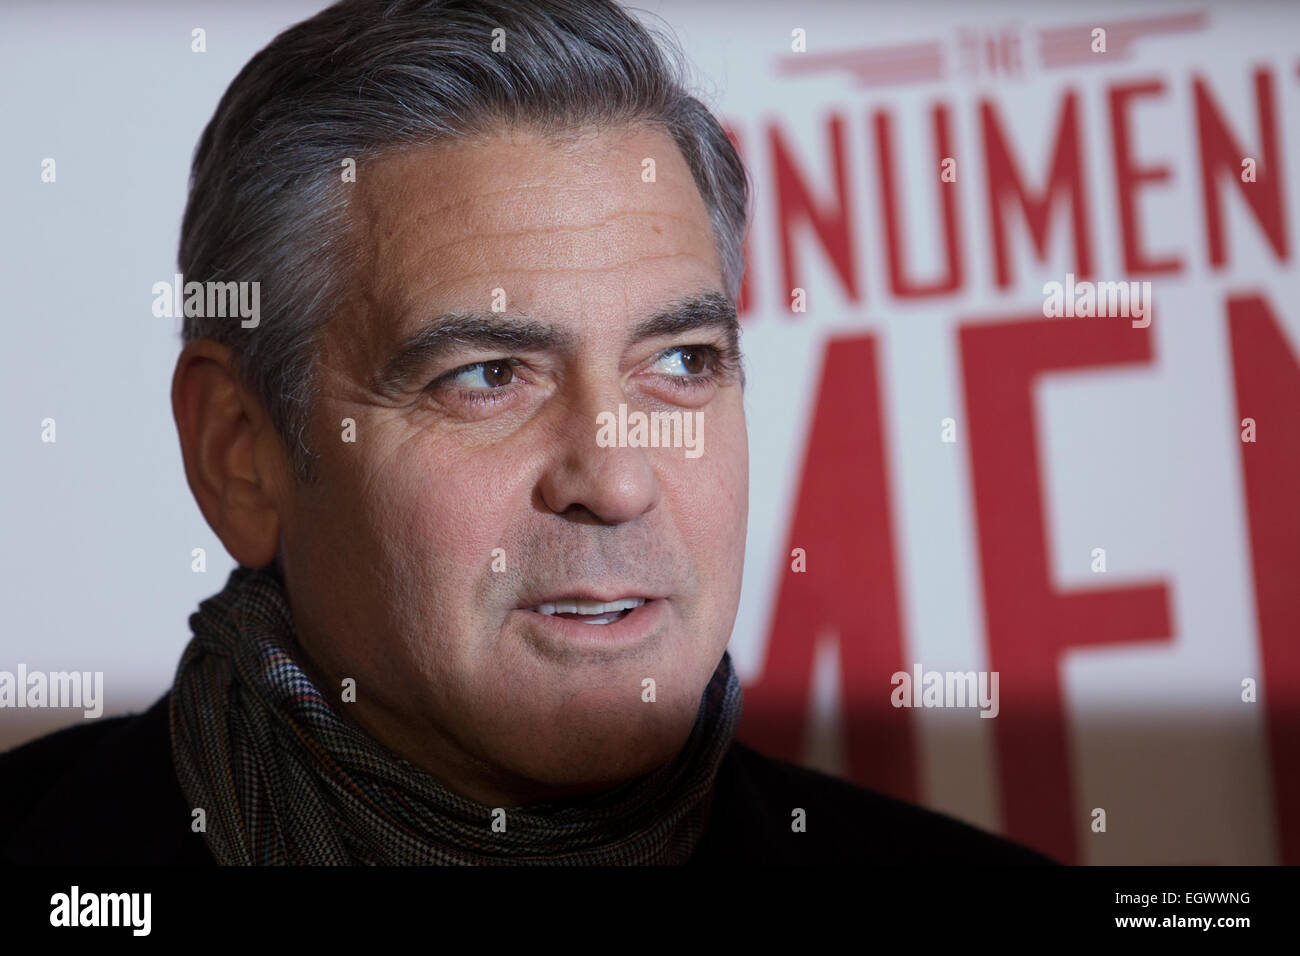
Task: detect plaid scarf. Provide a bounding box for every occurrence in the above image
[169,564,743,865]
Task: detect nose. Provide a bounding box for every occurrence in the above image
[537,390,661,525]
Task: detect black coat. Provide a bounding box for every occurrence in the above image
[0,693,1055,866]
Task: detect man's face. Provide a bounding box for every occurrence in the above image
[277,125,748,806]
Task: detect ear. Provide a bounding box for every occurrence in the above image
[171,340,287,568]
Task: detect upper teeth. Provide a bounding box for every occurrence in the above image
[533,597,646,615]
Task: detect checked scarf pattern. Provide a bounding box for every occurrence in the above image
[169,564,743,865]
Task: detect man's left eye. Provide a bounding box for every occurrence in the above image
[651,346,714,377]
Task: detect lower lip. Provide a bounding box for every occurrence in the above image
[513,598,666,647]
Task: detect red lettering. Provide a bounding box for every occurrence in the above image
[770,115,862,307]
[1228,293,1300,864]
[960,316,1173,863]
[739,335,916,801]
[1109,80,1182,275]
[981,91,1094,288]
[1195,71,1289,267]
[875,105,965,298]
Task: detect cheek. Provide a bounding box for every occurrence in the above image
[355,440,519,603]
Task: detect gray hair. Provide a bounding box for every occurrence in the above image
[178,0,750,487]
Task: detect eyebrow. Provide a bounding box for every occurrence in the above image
[368,290,742,396]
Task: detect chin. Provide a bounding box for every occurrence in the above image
[495,691,702,796]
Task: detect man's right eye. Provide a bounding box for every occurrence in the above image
[441,360,517,390]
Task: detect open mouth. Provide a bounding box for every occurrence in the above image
[528,597,647,626]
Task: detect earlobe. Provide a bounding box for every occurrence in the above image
[171,341,284,569]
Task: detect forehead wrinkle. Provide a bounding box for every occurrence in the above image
[373,178,646,218]
[414,252,716,285]
[391,211,714,270]
[379,181,697,238]
[364,140,702,245]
